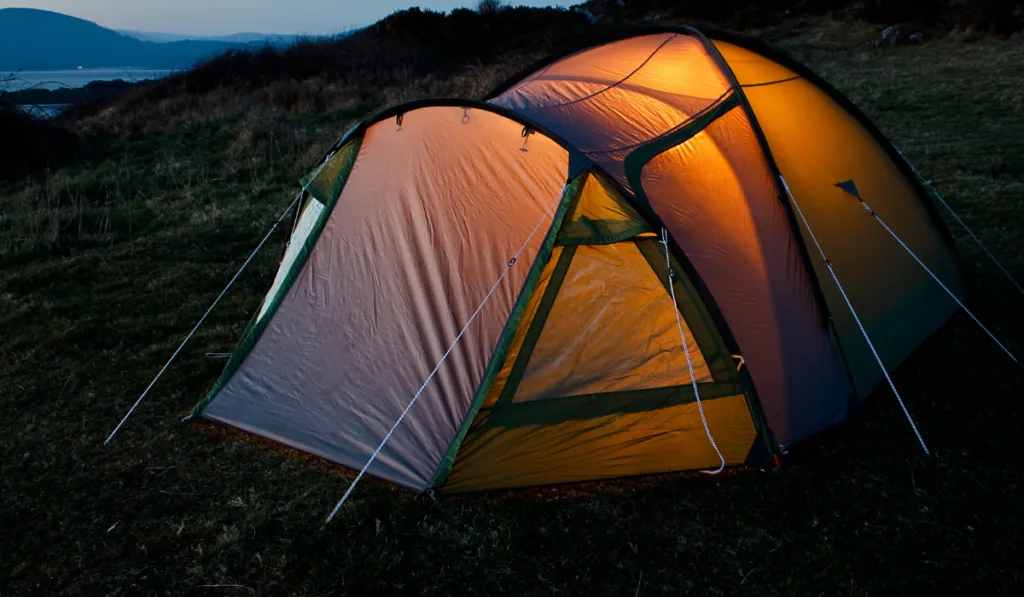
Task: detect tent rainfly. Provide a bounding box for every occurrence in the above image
[111,28,1019,513]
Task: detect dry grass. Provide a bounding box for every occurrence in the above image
[1,21,1023,596]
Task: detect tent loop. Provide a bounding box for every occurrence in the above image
[103,155,335,446]
[520,126,535,152]
[781,177,930,456]
[661,227,725,474]
[462,108,471,124]
[836,181,1017,364]
[893,144,1024,299]
[320,184,569,531]
[396,113,404,130]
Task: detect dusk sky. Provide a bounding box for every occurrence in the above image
[1,1,565,36]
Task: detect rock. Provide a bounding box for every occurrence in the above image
[876,25,901,47]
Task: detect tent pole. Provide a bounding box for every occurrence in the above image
[104,157,334,446]
[840,187,1017,364]
[320,184,567,531]
[660,227,724,474]
[894,144,1024,298]
[780,177,930,456]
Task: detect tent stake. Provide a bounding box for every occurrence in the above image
[320,185,567,531]
[781,177,930,456]
[839,184,1016,364]
[894,144,1024,298]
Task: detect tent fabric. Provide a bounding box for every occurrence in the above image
[195,28,964,495]
[713,40,963,400]
[200,106,570,491]
[511,241,713,402]
[491,31,850,447]
[258,198,325,323]
[438,171,763,491]
[443,393,758,492]
[191,139,363,418]
[634,104,850,446]
[492,32,732,187]
[556,171,652,245]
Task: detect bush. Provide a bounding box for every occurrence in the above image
[476,0,506,14]
[0,102,79,180]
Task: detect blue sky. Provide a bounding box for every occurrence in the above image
[1,1,565,36]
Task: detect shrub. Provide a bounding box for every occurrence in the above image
[0,102,79,180]
[477,0,506,14]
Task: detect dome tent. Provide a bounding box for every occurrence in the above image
[179,27,983,497]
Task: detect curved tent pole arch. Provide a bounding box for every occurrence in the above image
[314,97,769,449]
[483,25,963,268]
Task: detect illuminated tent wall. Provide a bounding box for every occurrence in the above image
[191,28,962,493]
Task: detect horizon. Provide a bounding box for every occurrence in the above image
[0,1,567,37]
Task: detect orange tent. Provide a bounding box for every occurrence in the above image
[189,28,970,495]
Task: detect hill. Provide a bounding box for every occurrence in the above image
[118,30,316,45]
[0,8,263,70]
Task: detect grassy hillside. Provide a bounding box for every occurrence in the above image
[2,10,1024,597]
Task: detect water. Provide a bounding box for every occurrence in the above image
[16,104,72,118]
[2,68,177,92]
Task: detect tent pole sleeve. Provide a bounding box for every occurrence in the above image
[893,144,1024,299]
[839,188,1016,363]
[320,184,570,530]
[103,156,334,446]
[780,177,931,456]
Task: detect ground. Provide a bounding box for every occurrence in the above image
[2,21,1023,596]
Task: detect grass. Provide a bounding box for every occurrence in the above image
[2,20,1024,596]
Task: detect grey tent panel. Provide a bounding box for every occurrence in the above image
[202,107,570,490]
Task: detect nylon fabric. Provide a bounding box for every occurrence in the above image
[201,107,570,491]
[638,105,849,446]
[301,146,352,204]
[513,242,712,402]
[557,172,651,244]
[444,394,757,492]
[491,32,732,187]
[258,199,324,322]
[715,41,962,399]
[475,247,563,412]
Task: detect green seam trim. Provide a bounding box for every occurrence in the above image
[737,362,777,459]
[428,176,586,489]
[483,382,745,429]
[495,244,578,406]
[190,137,363,416]
[556,223,653,246]
[633,238,736,384]
[624,92,741,213]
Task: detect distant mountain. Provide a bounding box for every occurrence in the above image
[0,8,267,71]
[119,30,312,45]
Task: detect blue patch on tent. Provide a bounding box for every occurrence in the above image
[835,179,862,199]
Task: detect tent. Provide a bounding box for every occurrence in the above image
[186,27,974,495]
